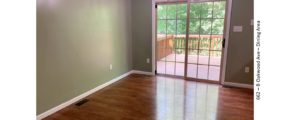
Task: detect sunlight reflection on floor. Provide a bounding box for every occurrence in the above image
[156,76,219,120]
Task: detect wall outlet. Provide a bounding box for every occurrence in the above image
[109,64,112,71]
[233,26,243,32]
[251,19,253,26]
[146,58,150,63]
[245,67,250,73]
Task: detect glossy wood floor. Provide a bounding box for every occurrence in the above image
[44,74,253,120]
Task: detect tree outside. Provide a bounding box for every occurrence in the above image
[157,1,225,57]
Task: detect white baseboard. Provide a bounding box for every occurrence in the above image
[37,70,252,119]
[131,70,154,75]
[37,70,154,120]
[37,70,134,120]
[223,82,253,89]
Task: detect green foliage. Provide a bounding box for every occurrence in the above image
[157,2,225,57]
[157,2,225,35]
[200,19,212,34]
[157,20,166,34]
[177,4,187,19]
[167,20,176,34]
[200,2,213,18]
[190,3,200,18]
[177,20,186,34]
[189,19,200,34]
[167,5,176,19]
[157,5,166,19]
[213,1,226,18]
[212,19,224,34]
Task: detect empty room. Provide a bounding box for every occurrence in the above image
[4,0,290,120]
[36,0,254,119]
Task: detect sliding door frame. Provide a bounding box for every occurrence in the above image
[152,0,232,85]
[220,0,232,85]
[154,2,188,77]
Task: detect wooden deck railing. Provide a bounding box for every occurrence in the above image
[157,35,223,60]
[157,35,174,60]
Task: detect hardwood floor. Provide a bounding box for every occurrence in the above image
[43,74,253,120]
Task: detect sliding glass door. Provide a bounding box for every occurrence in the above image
[156,0,226,82]
[187,1,225,81]
[156,3,187,77]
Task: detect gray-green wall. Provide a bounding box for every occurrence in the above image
[37,0,132,115]
[225,0,254,84]
[132,0,153,72]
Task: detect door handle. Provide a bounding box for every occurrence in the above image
[222,38,226,48]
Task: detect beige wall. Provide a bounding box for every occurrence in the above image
[225,0,254,84]
[37,0,132,115]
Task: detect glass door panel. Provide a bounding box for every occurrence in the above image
[157,5,167,75]
[198,50,209,65]
[156,1,225,82]
[187,64,197,78]
[208,66,220,80]
[187,1,225,81]
[197,65,209,79]
[156,3,187,77]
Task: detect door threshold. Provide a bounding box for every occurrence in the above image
[185,77,220,85]
[156,73,220,85]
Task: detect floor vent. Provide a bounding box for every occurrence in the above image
[75,99,89,106]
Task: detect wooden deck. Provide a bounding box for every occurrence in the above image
[157,54,221,81]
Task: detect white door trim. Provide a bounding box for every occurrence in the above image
[37,70,135,120]
[220,0,233,85]
[152,0,156,75]
[152,0,231,82]
[36,70,153,120]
